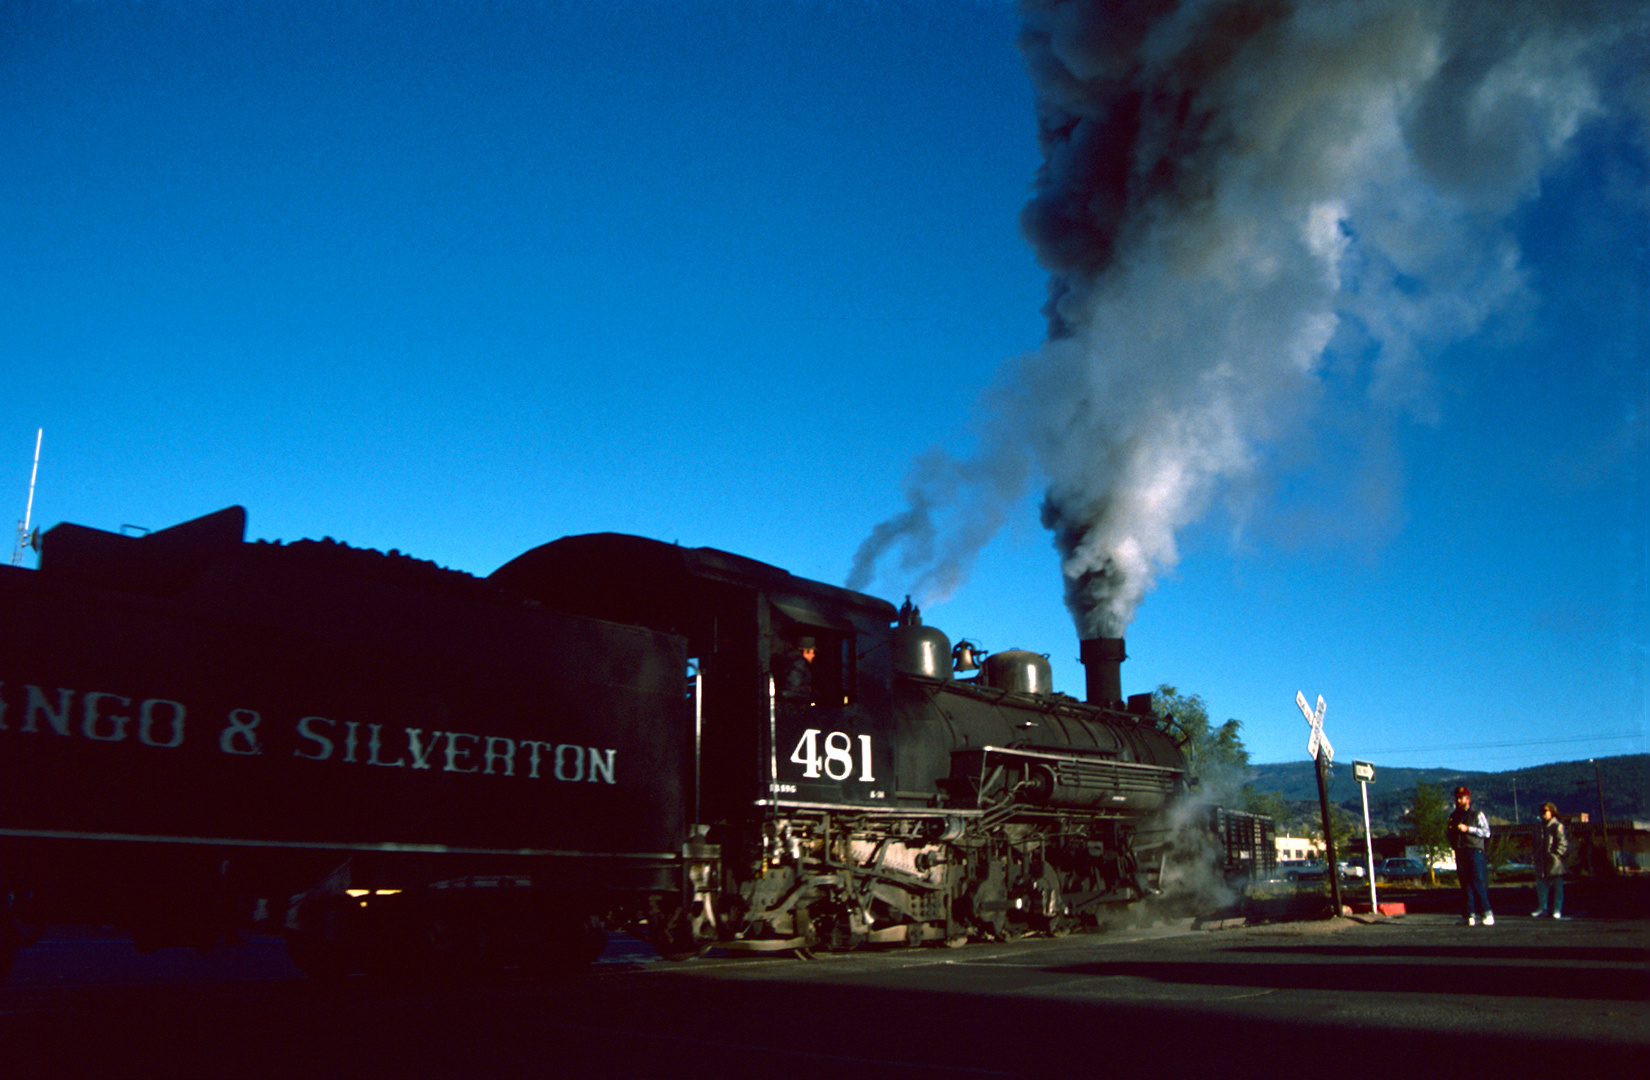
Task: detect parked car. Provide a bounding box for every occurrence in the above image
[1338,861,1367,880]
[1376,857,1429,880]
[1276,859,1328,882]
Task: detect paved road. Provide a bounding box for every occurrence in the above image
[3,909,1644,1078]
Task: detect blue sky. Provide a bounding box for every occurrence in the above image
[3,1,1644,776]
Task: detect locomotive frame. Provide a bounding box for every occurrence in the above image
[2,506,1227,978]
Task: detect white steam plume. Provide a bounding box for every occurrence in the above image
[849,0,1644,637]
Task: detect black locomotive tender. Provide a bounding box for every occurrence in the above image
[1,507,1251,977]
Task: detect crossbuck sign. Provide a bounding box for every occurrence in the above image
[1297,691,1331,762]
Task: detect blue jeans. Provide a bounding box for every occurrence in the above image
[1457,849,1491,916]
[1535,876,1563,915]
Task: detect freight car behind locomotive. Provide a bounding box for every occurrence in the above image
[2,507,1199,978]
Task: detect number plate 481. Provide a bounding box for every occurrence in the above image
[788,728,875,782]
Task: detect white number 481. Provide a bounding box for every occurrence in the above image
[789,728,875,781]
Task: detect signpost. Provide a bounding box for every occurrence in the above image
[1353,760,1378,911]
[1297,691,1342,915]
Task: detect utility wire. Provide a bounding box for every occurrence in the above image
[1356,731,1642,756]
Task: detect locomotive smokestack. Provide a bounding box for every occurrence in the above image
[1079,637,1125,708]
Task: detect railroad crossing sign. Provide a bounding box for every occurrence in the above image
[1297,691,1331,762]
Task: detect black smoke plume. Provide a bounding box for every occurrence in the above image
[850,0,1644,637]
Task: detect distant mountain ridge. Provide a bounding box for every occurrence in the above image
[1245,753,1647,833]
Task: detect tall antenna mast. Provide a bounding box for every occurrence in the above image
[12,428,41,567]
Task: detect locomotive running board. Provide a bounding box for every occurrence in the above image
[0,827,679,862]
[751,799,982,817]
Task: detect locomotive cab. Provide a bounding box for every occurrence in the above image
[489,535,899,822]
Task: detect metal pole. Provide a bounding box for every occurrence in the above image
[1361,778,1377,911]
[12,427,41,567]
[692,664,703,825]
[1315,749,1342,915]
[1592,759,1614,876]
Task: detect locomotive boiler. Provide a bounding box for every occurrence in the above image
[1,507,1194,977]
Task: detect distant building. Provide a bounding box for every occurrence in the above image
[1275,835,1321,861]
[1571,818,1649,874]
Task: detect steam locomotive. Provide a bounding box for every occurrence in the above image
[1,506,1218,978]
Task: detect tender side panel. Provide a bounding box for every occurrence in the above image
[0,552,688,899]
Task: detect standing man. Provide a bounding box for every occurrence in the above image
[1532,803,1568,919]
[1449,786,1494,926]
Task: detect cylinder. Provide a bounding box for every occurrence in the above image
[1079,637,1126,707]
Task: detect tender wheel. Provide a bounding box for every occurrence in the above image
[284,896,364,979]
[284,928,358,979]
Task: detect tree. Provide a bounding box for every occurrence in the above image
[1152,685,1252,809]
[1152,685,1250,775]
[1244,788,1291,822]
[1325,803,1360,865]
[1411,781,1451,884]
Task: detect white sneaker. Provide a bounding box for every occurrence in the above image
[1551,913,1563,920]
[1482,913,1495,926]
[1531,910,1545,917]
[1460,915,1477,926]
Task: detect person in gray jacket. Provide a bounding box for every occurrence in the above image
[1532,802,1568,919]
[1449,786,1494,926]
